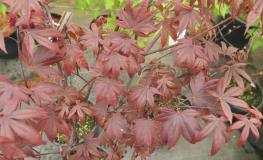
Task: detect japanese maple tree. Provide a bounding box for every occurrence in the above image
[0,0,262,159]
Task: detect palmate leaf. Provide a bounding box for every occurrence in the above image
[104,113,128,141]
[171,37,208,69]
[21,28,65,56]
[228,114,261,147]
[90,100,108,127]
[131,119,161,147]
[244,0,263,34]
[156,74,178,101]
[153,108,201,149]
[169,0,192,16]
[15,11,46,28]
[174,9,201,34]
[0,74,31,110]
[111,37,143,54]
[154,10,177,47]
[36,104,70,142]
[120,104,143,125]
[206,78,249,123]
[0,97,47,159]
[68,100,93,125]
[21,46,65,78]
[55,102,69,123]
[8,0,46,25]
[62,42,89,76]
[195,115,230,156]
[97,51,128,79]
[127,54,143,78]
[128,78,162,111]
[204,41,221,64]
[79,23,103,54]
[75,131,104,160]
[93,78,126,107]
[216,62,253,90]
[31,81,61,106]
[115,0,157,37]
[53,86,82,105]
[190,72,219,115]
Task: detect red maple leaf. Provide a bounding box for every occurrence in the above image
[79,23,103,54]
[21,46,65,78]
[190,72,219,115]
[68,100,93,125]
[115,0,157,37]
[195,115,230,156]
[220,41,238,59]
[0,97,47,159]
[204,41,221,63]
[244,0,263,34]
[93,78,126,107]
[31,81,61,106]
[127,53,145,78]
[111,37,143,54]
[174,9,201,34]
[36,104,70,142]
[15,11,46,28]
[154,10,177,47]
[91,61,112,78]
[0,26,10,53]
[74,131,104,160]
[171,37,207,69]
[62,42,89,76]
[9,0,46,24]
[153,108,201,149]
[216,62,253,90]
[156,74,178,101]
[55,102,69,123]
[104,113,128,141]
[53,86,82,105]
[170,0,192,16]
[21,28,65,56]
[228,114,261,146]
[128,78,162,111]
[90,100,108,127]
[120,104,143,125]
[97,51,128,79]
[131,119,161,147]
[206,78,249,123]
[239,0,256,13]
[0,74,31,110]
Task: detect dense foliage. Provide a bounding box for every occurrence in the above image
[0,0,262,159]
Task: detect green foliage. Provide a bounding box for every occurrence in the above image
[246,23,263,51]
[0,3,6,16]
[211,0,228,19]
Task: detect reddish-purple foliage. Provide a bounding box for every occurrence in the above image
[0,0,262,159]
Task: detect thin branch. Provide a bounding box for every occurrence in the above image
[142,43,178,56]
[17,28,28,88]
[72,72,88,83]
[84,79,95,101]
[192,16,232,39]
[79,77,96,93]
[144,31,161,53]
